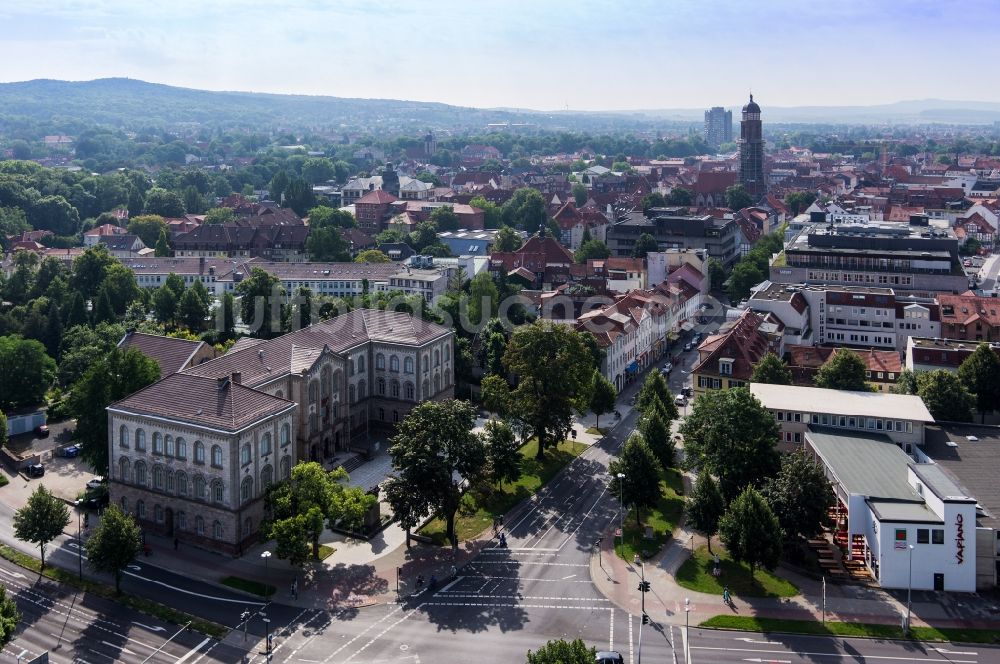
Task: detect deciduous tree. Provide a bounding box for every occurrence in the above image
[85,504,141,593]
[0,586,19,646]
[354,249,390,263]
[236,267,286,339]
[632,233,658,258]
[143,187,185,217]
[0,335,56,410]
[719,486,783,575]
[815,351,871,391]
[761,449,833,540]
[492,225,522,251]
[526,639,595,664]
[608,433,663,527]
[589,371,617,430]
[725,184,753,211]
[484,418,521,491]
[686,470,725,553]
[958,343,1000,423]
[13,485,69,569]
[917,370,975,422]
[750,352,793,385]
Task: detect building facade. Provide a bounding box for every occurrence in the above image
[704,106,733,149]
[738,95,765,199]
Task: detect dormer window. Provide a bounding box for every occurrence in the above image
[719,358,734,375]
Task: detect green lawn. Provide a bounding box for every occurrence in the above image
[419,438,587,544]
[701,615,1000,644]
[220,576,275,597]
[317,544,336,560]
[613,468,685,561]
[0,473,8,487]
[586,427,607,436]
[676,544,798,597]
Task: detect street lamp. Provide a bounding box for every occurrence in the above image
[684,598,691,664]
[77,509,84,581]
[616,473,625,552]
[904,544,914,634]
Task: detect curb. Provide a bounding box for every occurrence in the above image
[693,623,999,647]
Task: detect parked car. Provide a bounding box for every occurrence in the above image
[86,477,105,490]
[661,362,673,374]
[683,342,694,352]
[682,386,693,397]
[62,445,80,458]
[596,652,624,664]
[34,424,49,438]
[674,394,688,407]
[26,463,45,478]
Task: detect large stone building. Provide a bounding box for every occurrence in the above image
[107,309,456,555]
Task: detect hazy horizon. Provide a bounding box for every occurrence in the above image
[2,0,998,112]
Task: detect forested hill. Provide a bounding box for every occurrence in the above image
[0,78,656,132]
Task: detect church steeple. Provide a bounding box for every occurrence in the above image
[738,94,765,199]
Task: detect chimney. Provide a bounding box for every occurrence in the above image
[217,376,230,391]
[231,371,242,385]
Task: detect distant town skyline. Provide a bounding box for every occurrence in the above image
[2,0,998,111]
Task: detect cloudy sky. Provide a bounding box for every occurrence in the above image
[1,0,996,110]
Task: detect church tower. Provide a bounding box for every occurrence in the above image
[738,94,765,199]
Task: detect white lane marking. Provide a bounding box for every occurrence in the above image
[87,648,117,661]
[423,601,613,610]
[609,609,614,652]
[691,646,977,663]
[101,640,137,655]
[742,658,790,663]
[174,636,211,664]
[0,568,26,579]
[283,609,331,661]
[122,568,265,605]
[558,485,609,550]
[340,604,424,663]
[427,594,608,602]
[506,475,570,533]
[628,613,634,664]
[472,560,587,567]
[438,576,462,593]
[450,574,594,583]
[562,574,576,580]
[132,622,166,632]
[481,548,560,553]
[322,604,408,663]
[934,648,979,656]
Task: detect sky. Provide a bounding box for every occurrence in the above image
[1,0,997,111]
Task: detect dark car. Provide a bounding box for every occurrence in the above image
[34,424,50,438]
[682,386,694,397]
[596,652,624,664]
[26,463,45,478]
[62,445,80,458]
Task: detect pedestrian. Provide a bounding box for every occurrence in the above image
[450,565,457,578]
[173,537,179,550]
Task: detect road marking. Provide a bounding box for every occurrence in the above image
[743,658,790,663]
[88,648,116,661]
[132,622,166,632]
[456,574,594,583]
[609,608,614,651]
[0,568,25,579]
[558,485,609,550]
[123,568,266,605]
[473,560,587,567]
[429,593,609,602]
[562,574,576,580]
[424,601,613,610]
[737,637,778,645]
[174,637,211,664]
[322,604,409,663]
[628,613,634,664]
[340,604,423,663]
[438,576,462,592]
[101,640,137,655]
[691,646,977,663]
[934,648,979,656]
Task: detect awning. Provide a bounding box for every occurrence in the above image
[626,362,639,373]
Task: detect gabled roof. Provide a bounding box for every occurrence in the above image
[356,189,398,205]
[118,331,210,376]
[693,309,769,380]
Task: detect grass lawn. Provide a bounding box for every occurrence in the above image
[676,544,798,598]
[586,427,607,436]
[419,437,587,544]
[220,576,275,597]
[613,468,685,561]
[317,544,336,560]
[0,473,8,487]
[700,615,1000,645]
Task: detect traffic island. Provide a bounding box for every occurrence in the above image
[700,615,1000,645]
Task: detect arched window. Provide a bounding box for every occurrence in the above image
[444,344,450,361]
[275,389,284,399]
[177,511,187,530]
[120,496,128,512]
[434,374,441,393]
[375,353,385,370]
[422,355,429,373]
[176,438,187,460]
[280,455,291,480]
[211,445,223,467]
[153,465,164,490]
[154,504,163,523]
[348,360,354,377]
[434,349,440,367]
[358,379,367,399]
[137,500,146,519]
[134,461,147,486]
[176,471,188,497]
[332,369,342,395]
[195,516,205,536]
[404,357,414,374]
[135,429,145,451]
[194,441,205,464]
[165,435,174,457]
[118,457,130,482]
[212,520,223,539]
[422,379,429,397]
[240,443,251,466]
[212,479,224,503]
[349,384,356,404]
[391,380,400,398]
[193,475,206,500]
[165,469,174,493]
[377,378,385,395]
[119,425,130,449]
[260,432,272,456]
[152,432,162,454]
[280,423,291,446]
[244,517,253,536]
[261,465,273,489]
[308,380,318,404]
[357,355,365,373]
[390,355,400,372]
[405,382,415,400]
[240,476,253,503]
[321,365,331,396]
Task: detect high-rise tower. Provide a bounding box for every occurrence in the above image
[703,106,733,148]
[738,94,765,199]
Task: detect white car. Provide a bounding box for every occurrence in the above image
[661,362,673,374]
[674,394,688,407]
[86,478,105,490]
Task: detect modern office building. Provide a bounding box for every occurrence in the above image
[606,209,741,266]
[704,106,733,149]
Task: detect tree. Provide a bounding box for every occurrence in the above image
[750,352,793,385]
[409,221,439,252]
[608,434,663,527]
[152,286,178,326]
[492,225,522,252]
[572,182,588,207]
[85,504,140,594]
[726,261,764,302]
[636,371,678,419]
[725,184,753,211]
[501,188,548,234]
[719,487,783,575]
[502,321,595,459]
[707,258,726,291]
[575,239,612,263]
[354,249,390,263]
[526,639,595,664]
[632,233,658,258]
[0,336,56,410]
[385,400,485,549]
[761,449,833,540]
[70,348,160,476]
[686,470,725,553]
[143,187,185,217]
[429,206,460,232]
[72,245,116,298]
[815,351,870,391]
[57,322,125,387]
[680,388,780,503]
[0,586,19,647]
[126,214,166,247]
[640,405,674,469]
[154,228,171,257]
[203,207,236,225]
[30,195,80,235]
[178,285,209,331]
[263,463,374,562]
[307,206,356,229]
[269,170,290,203]
[13,485,69,570]
[301,157,336,184]
[483,418,521,490]
[642,192,666,212]
[0,410,6,449]
[468,271,499,327]
[784,191,817,216]
[307,226,351,262]
[666,187,693,206]
[917,370,974,422]
[892,368,918,395]
[102,263,140,315]
[282,176,316,217]
[236,267,286,339]
[589,371,617,430]
[219,291,237,340]
[469,196,502,229]
[958,343,1000,423]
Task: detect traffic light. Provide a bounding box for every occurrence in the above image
[638,580,651,593]
[642,613,650,625]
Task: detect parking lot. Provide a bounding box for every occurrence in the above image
[1,419,101,508]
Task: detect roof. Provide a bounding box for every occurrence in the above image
[922,424,1000,529]
[118,331,208,376]
[805,427,919,500]
[749,383,935,422]
[110,372,295,433]
[693,309,769,381]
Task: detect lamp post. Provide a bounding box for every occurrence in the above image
[616,473,625,553]
[77,509,83,581]
[241,609,250,642]
[261,613,271,660]
[904,544,914,634]
[684,597,691,664]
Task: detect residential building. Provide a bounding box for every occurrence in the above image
[938,293,1000,342]
[606,209,741,266]
[784,345,903,392]
[108,309,455,555]
[704,106,733,149]
[905,337,1000,373]
[118,331,217,376]
[84,223,127,247]
[99,234,148,259]
[437,229,509,257]
[490,235,575,289]
[354,189,399,233]
[576,291,654,392]
[692,309,771,396]
[172,224,309,262]
[738,95,766,199]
